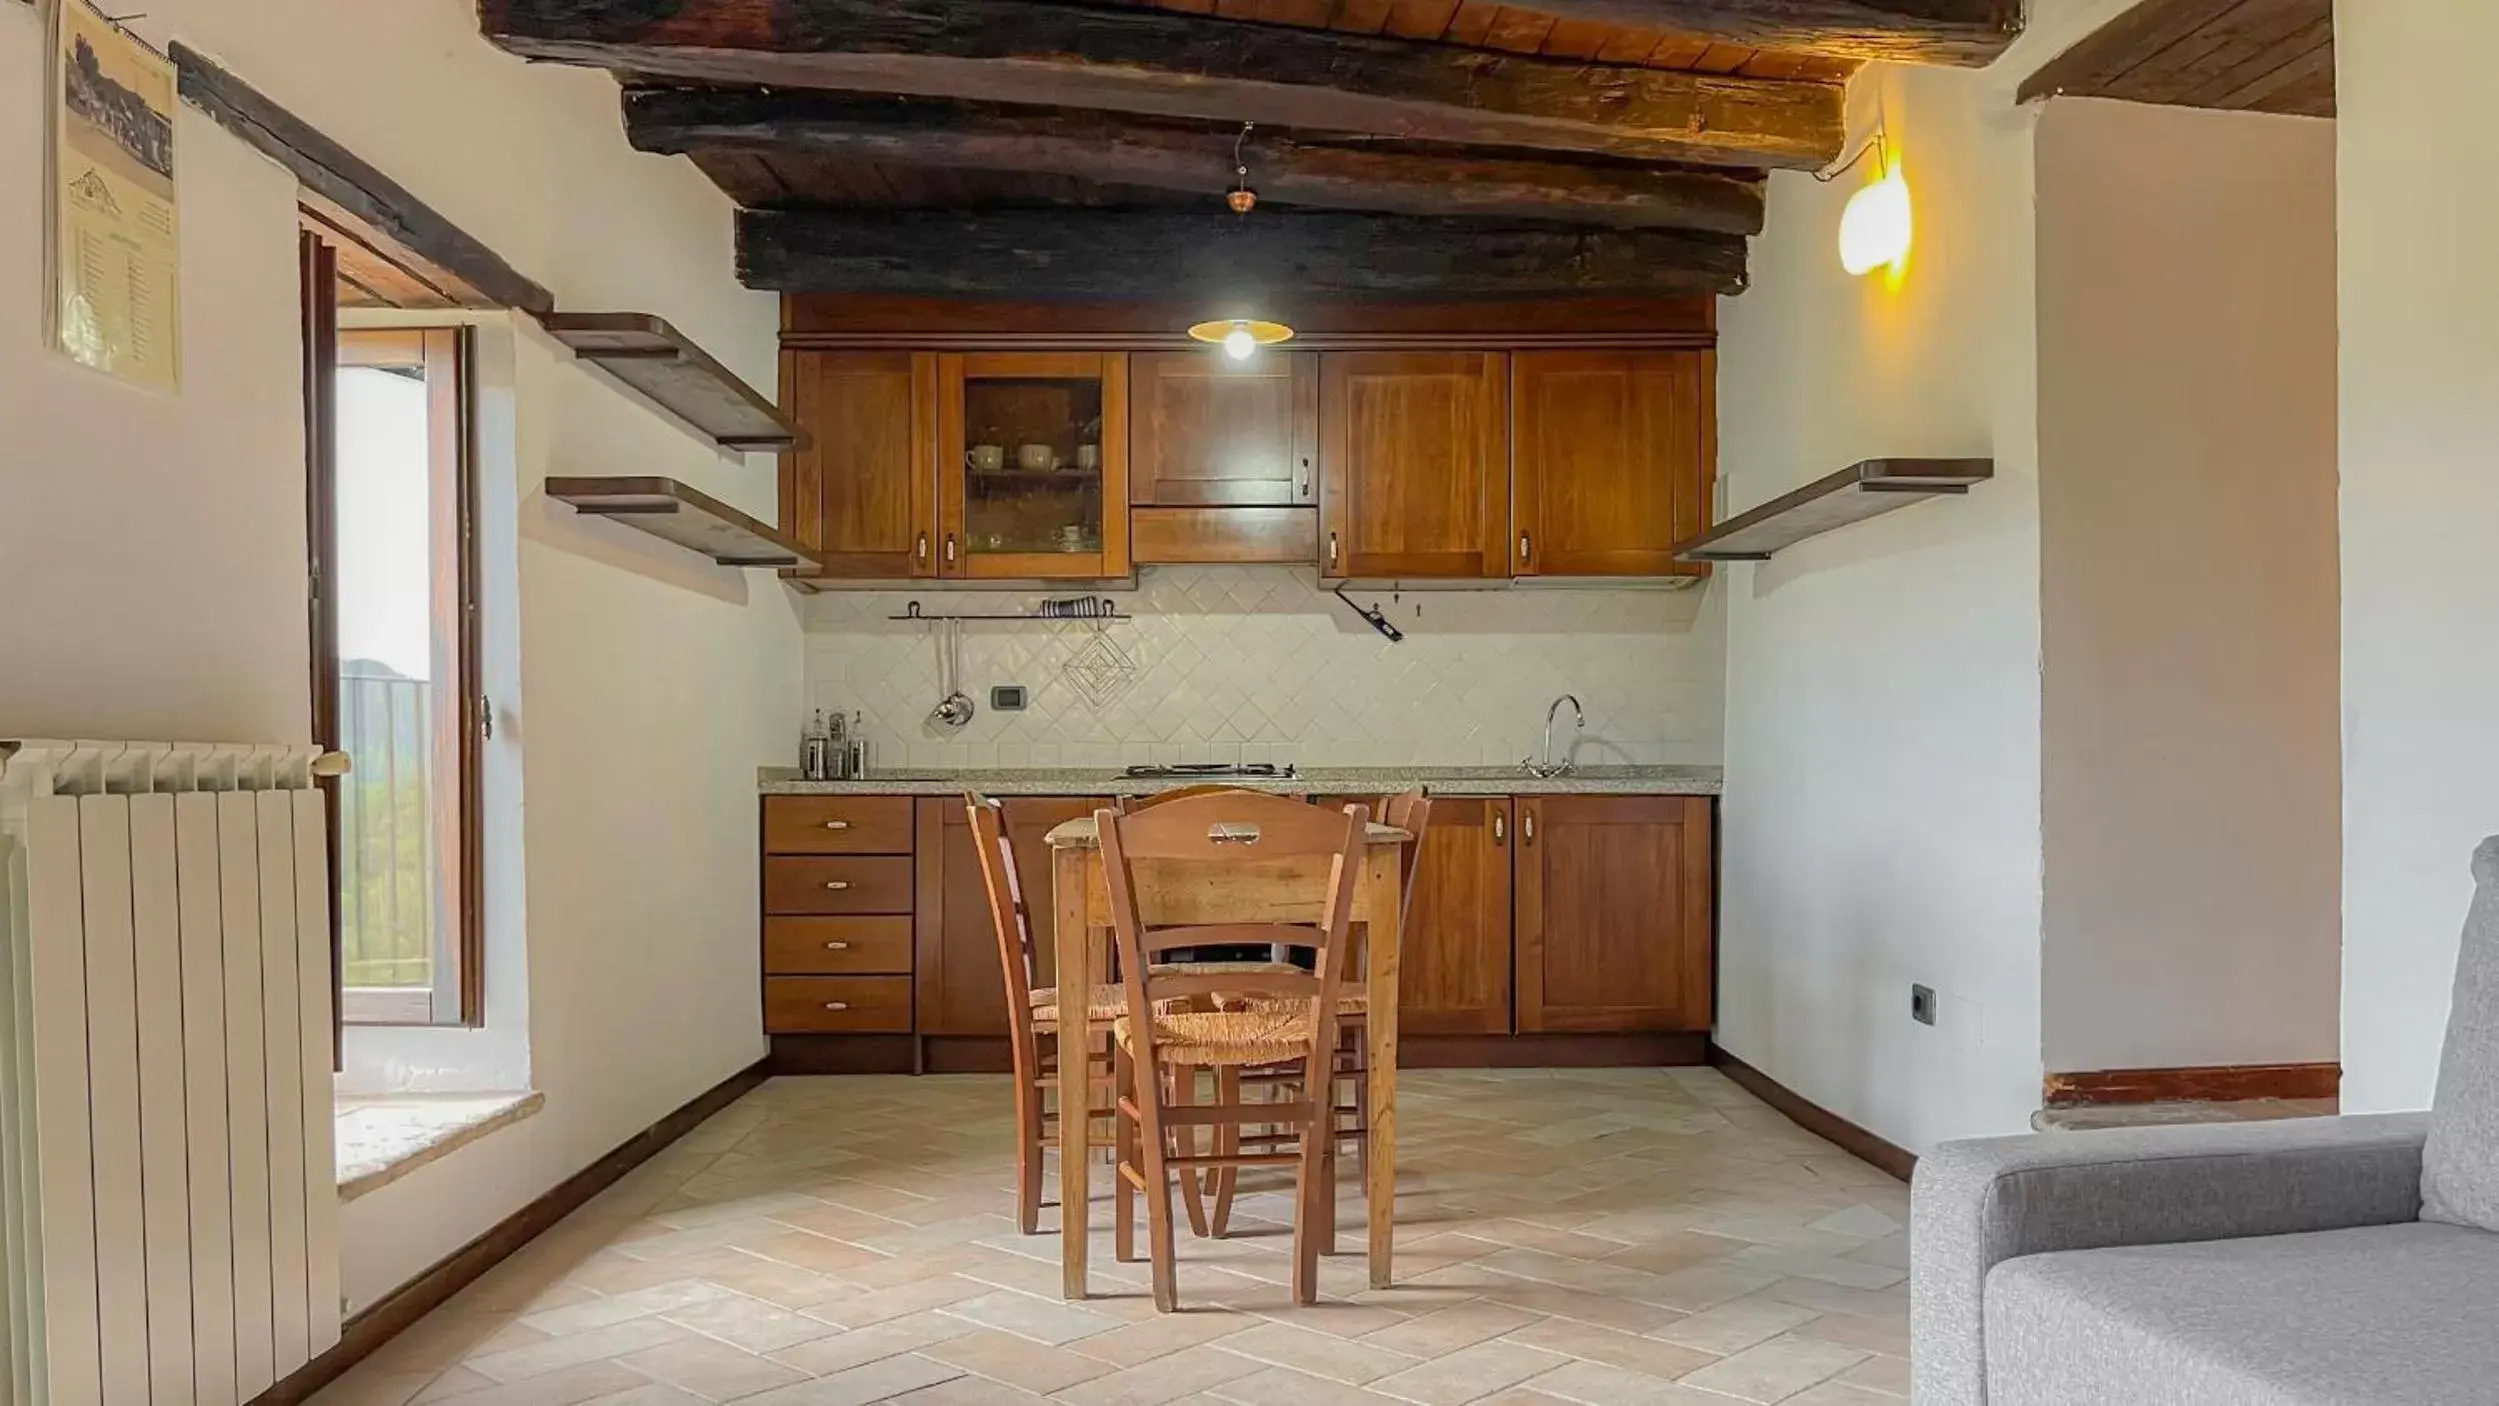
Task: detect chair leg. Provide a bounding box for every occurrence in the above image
[1114,1043,1138,1264]
[1346,1024,1370,1181]
[1173,1063,1212,1239]
[1016,1041,1045,1235]
[1138,1061,1182,1313]
[1211,1066,1240,1238]
[1292,1096,1327,1307]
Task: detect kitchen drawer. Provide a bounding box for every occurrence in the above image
[765,916,914,975]
[765,975,914,1033]
[764,856,915,915]
[764,796,916,855]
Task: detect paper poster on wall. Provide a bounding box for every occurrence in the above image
[48,0,181,393]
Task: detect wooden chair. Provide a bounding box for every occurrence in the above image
[1098,790,1368,1310]
[1209,789,1429,1237]
[966,793,1125,1236]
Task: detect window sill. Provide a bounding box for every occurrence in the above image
[336,1090,544,1203]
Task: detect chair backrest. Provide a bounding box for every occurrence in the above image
[2424,835,2499,1232]
[1381,789,1433,936]
[1119,783,1261,814]
[1096,790,1368,1064]
[965,793,1041,1036]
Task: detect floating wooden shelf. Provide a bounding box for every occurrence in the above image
[1673,458,1995,563]
[547,476,822,569]
[536,312,806,451]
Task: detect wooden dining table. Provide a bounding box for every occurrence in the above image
[1045,811,1410,1300]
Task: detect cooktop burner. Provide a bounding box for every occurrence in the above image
[1120,763,1295,780]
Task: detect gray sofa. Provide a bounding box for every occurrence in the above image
[1911,836,2499,1404]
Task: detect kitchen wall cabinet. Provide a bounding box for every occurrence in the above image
[1515,796,1714,1033]
[1512,351,1715,580]
[1130,351,1316,508]
[938,353,1130,580]
[1319,352,1511,579]
[780,351,938,579]
[914,796,1092,1037]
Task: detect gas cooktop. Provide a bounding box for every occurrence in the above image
[1120,763,1296,780]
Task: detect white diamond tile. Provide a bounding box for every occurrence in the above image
[802,567,1721,769]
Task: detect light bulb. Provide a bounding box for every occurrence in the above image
[1222,324,1258,361]
[1839,165,1913,277]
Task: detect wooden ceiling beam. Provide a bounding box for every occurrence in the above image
[625,90,1767,235]
[735,209,1751,300]
[1490,0,2024,66]
[478,0,1843,170]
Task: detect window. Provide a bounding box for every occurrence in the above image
[320,326,481,1026]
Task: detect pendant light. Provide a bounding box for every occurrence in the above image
[1187,123,1295,359]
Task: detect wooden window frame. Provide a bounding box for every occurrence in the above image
[322,321,484,1028]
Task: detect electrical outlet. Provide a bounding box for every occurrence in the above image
[991,685,1028,712]
[1911,984,1938,1026]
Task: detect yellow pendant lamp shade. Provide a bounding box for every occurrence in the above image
[1187,318,1295,362]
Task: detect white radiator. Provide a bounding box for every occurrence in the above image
[1,740,341,1406]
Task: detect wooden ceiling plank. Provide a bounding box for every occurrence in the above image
[1443,1,1505,44]
[2103,0,2323,106]
[1380,0,1465,40]
[2174,12,2333,109]
[2017,0,2247,104]
[735,208,1752,299]
[1482,6,1564,52]
[625,90,1768,234]
[1538,17,1623,58]
[2211,32,2334,113]
[478,0,1845,169]
[1592,24,1675,61]
[1333,0,1402,33]
[1410,0,2021,64]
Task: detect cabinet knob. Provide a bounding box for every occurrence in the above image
[1492,812,1506,844]
[823,881,852,891]
[823,941,851,951]
[822,1002,850,1012]
[1523,810,1536,845]
[944,535,958,565]
[1519,531,1532,564]
[916,532,930,563]
[1327,532,1340,569]
[822,820,851,830]
[1299,457,1312,499]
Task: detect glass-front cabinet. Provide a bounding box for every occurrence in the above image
[938,352,1130,580]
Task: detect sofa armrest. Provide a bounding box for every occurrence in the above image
[1910,1111,2428,1406]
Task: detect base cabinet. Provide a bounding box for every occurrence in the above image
[1515,796,1714,1033]
[761,790,1711,1064]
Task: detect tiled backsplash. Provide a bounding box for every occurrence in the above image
[800,567,1724,770]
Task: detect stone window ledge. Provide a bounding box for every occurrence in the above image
[336,1091,544,1203]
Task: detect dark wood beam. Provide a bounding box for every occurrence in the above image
[735,209,1749,300]
[478,0,1843,170]
[1493,0,2023,66]
[171,42,552,313]
[626,90,1766,236]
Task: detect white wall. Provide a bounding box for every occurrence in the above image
[2336,0,2499,1111]
[802,569,1723,771]
[2035,99,2341,1074]
[1714,57,2052,1153]
[0,0,801,1309]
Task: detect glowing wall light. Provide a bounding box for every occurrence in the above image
[1839,158,1913,278]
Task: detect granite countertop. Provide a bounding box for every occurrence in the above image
[759,764,1722,797]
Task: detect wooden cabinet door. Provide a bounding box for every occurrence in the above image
[1320,352,1509,579]
[1515,796,1713,1033]
[939,353,1130,580]
[915,795,1093,1036]
[1322,795,1515,1035]
[1512,351,1714,579]
[781,350,938,578]
[1130,351,1316,507]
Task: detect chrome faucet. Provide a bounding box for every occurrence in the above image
[1523,695,1585,778]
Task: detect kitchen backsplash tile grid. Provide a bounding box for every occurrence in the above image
[801,566,1722,770]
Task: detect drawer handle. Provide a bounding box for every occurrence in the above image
[823,820,851,831]
[823,881,853,891]
[823,941,851,951]
[823,1001,850,1012]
